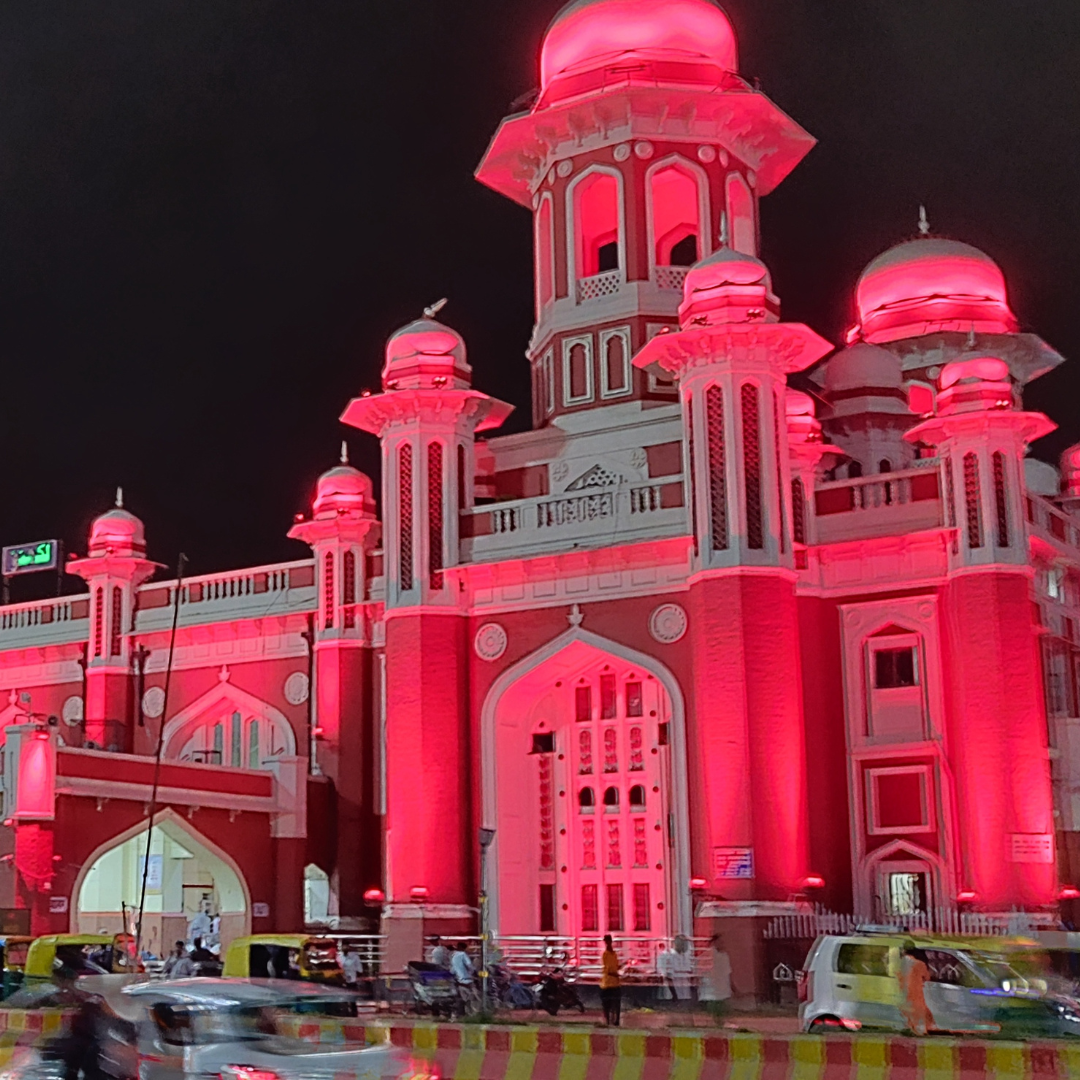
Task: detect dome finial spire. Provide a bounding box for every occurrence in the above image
[115,486,123,509]
[918,204,930,237]
[340,440,349,465]
[423,297,448,320]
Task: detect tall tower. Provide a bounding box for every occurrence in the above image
[476,0,815,428]
[288,449,381,918]
[634,248,831,899]
[341,317,511,958]
[68,494,157,752]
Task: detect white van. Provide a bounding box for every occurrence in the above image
[798,933,1078,1037]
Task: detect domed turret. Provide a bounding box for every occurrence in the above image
[88,489,146,557]
[541,0,738,104]
[382,314,471,391]
[313,444,376,519]
[678,246,778,327]
[821,342,903,395]
[855,237,1016,344]
[935,356,1017,416]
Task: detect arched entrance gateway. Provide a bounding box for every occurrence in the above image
[483,630,691,958]
[73,810,250,956]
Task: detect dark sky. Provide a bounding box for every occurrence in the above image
[1,0,1078,591]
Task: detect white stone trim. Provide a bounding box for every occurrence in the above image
[561,334,595,406]
[598,326,633,399]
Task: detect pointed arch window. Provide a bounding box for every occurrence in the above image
[741,382,764,549]
[573,171,620,278]
[599,328,631,398]
[323,551,334,629]
[650,164,701,267]
[706,385,728,550]
[993,451,1009,548]
[427,441,444,591]
[110,586,123,657]
[398,443,414,590]
[963,452,984,549]
[342,550,356,629]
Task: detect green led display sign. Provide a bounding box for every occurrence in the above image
[2,541,59,577]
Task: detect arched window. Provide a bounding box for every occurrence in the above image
[603,786,620,809]
[629,784,646,810]
[535,196,555,311]
[578,786,595,812]
[848,461,864,479]
[650,165,700,267]
[879,459,892,474]
[342,550,356,629]
[741,382,764,550]
[573,172,620,278]
[993,451,1009,547]
[963,452,984,549]
[725,173,756,256]
[563,337,593,404]
[600,329,630,397]
[173,708,291,770]
[323,552,334,629]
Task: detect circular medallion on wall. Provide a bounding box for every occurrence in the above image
[613,143,631,162]
[284,671,310,706]
[142,686,166,719]
[649,603,688,644]
[475,623,508,662]
[556,159,573,178]
[61,695,84,726]
[697,145,717,163]
[634,140,655,160]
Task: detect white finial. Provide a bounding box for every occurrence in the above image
[918,205,930,236]
[423,298,448,319]
[966,326,977,349]
[340,441,349,465]
[568,603,584,628]
[115,487,123,509]
[719,212,729,247]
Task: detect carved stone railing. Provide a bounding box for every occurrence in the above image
[461,482,686,562]
[575,269,622,303]
[0,596,90,649]
[653,265,690,292]
[814,468,943,544]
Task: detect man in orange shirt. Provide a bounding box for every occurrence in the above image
[600,935,622,1027]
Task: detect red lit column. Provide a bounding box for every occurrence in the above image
[907,362,1057,909]
[68,496,157,753]
[289,456,381,918]
[340,319,511,952]
[635,251,831,899]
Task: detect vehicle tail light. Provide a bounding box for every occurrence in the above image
[398,1057,440,1080]
[796,969,812,1003]
[221,1067,280,1080]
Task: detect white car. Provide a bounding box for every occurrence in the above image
[1,978,422,1080]
[798,932,1080,1037]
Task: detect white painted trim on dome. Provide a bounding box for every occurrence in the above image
[480,627,691,939]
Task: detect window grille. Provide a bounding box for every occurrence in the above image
[575,685,591,721]
[323,551,334,629]
[539,754,554,870]
[686,393,698,549]
[705,385,728,549]
[539,884,556,933]
[110,586,123,657]
[93,587,104,657]
[963,452,983,549]
[578,730,593,774]
[792,477,807,545]
[399,443,414,589]
[633,883,651,932]
[606,819,621,868]
[582,819,596,868]
[343,550,356,629]
[993,451,1009,548]
[606,883,624,931]
[581,885,599,932]
[633,818,648,867]
[457,444,467,512]
[773,391,786,553]
[600,674,616,718]
[742,383,764,549]
[427,441,444,590]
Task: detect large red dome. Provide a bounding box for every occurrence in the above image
[855,238,1016,344]
[540,0,738,98]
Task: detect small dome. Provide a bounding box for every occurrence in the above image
[541,0,737,102]
[822,343,903,394]
[89,506,145,558]
[856,238,1016,344]
[382,317,471,390]
[678,247,777,327]
[313,464,376,519]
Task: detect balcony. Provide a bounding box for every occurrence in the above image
[575,269,622,303]
[461,481,686,563]
[653,265,690,292]
[135,560,316,631]
[0,596,90,650]
[815,467,943,545]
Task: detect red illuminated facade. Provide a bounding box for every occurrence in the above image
[1,0,1078,971]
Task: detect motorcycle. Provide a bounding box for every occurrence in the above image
[534,966,585,1016]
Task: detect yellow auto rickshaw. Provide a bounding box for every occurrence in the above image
[223,934,343,984]
[24,933,140,983]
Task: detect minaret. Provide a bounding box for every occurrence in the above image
[906,359,1057,908]
[476,0,815,428]
[67,491,157,751]
[634,247,831,898]
[340,314,511,959]
[288,445,381,918]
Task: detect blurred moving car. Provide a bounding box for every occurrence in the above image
[798,932,1080,1037]
[1,979,420,1080]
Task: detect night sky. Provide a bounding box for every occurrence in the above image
[1,1,1077,593]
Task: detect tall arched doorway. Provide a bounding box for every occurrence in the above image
[483,631,690,955]
[74,811,250,957]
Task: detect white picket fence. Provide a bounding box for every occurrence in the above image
[762,906,1057,942]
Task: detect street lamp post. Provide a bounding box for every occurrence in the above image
[478,827,495,1015]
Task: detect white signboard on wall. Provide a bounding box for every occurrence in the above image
[713,847,754,879]
[49,896,68,914]
[1010,834,1054,864]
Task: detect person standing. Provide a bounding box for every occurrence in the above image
[698,935,732,1019]
[600,935,622,1027]
[428,936,451,970]
[163,941,194,980]
[899,947,934,1036]
[342,945,362,988]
